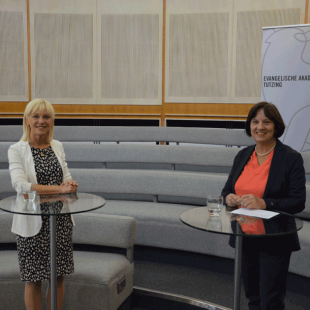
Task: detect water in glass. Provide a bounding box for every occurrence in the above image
[207,196,223,217]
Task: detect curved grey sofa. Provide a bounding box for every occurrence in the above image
[1,144,309,276]
[0,126,309,308]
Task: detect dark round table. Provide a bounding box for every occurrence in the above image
[180,206,303,310]
[0,192,106,310]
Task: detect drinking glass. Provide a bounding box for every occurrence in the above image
[207,195,223,217]
[22,190,37,203]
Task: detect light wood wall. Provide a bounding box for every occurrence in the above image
[0,0,309,125]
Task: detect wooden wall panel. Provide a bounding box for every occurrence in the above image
[0,0,28,101]
[165,0,233,103]
[29,0,97,105]
[0,0,309,124]
[97,0,163,106]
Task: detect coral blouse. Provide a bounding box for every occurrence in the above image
[234,149,274,235]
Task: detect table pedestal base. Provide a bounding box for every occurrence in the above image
[233,225,243,310]
[50,216,57,310]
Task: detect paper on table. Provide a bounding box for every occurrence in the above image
[230,208,279,219]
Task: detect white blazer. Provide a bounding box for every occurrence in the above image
[8,139,73,237]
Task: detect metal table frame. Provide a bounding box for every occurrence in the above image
[233,224,243,310]
[50,215,57,309]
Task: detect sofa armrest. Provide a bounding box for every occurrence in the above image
[72,213,136,253]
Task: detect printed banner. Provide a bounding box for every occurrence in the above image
[261,25,310,152]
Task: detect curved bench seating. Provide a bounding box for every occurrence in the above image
[0,126,310,308]
[1,141,309,214]
[1,140,309,172]
[0,142,310,254]
[3,166,308,276]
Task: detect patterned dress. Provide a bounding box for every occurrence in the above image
[16,146,74,282]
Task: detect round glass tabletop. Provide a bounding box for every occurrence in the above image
[180,206,303,237]
[0,193,105,216]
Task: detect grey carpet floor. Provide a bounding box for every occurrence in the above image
[133,246,310,310]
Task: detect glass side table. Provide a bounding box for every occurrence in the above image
[180,206,303,310]
[0,192,106,310]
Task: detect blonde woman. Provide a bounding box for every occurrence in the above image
[8,99,78,310]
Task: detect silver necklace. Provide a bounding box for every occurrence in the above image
[255,143,276,157]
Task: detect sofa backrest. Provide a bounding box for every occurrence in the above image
[0,142,240,172]
[70,168,228,200]
[0,126,253,146]
[63,144,239,171]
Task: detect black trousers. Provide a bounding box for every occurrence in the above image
[242,241,292,310]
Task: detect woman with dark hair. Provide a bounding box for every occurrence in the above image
[222,101,305,310]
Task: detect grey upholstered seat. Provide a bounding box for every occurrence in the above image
[0,211,136,310]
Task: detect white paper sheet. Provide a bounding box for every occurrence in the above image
[230,208,279,219]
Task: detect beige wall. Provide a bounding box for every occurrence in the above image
[0,0,309,124]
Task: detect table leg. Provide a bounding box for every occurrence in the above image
[233,224,243,310]
[50,215,57,310]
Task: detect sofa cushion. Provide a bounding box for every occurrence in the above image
[0,250,134,310]
[64,251,134,310]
